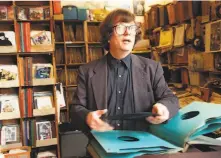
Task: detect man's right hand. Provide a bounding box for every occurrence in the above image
[86,109,114,132]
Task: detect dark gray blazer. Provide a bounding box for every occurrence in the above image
[70,54,179,132]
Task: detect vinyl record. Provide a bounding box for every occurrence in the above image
[216,4,221,19]
[192,36,204,51]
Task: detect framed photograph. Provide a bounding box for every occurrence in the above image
[31,31,51,45]
[29,7,44,20]
[36,121,52,140]
[44,7,50,19]
[16,7,28,20]
[0,6,7,20]
[133,0,145,16]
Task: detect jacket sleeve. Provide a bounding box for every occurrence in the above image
[70,66,91,132]
[152,62,179,118]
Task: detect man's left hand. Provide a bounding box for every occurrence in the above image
[146,103,169,124]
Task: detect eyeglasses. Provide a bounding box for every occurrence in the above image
[113,24,139,35]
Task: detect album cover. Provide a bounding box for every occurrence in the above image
[0,65,18,81]
[16,7,28,20]
[35,96,53,109]
[36,121,52,140]
[0,95,19,113]
[31,31,51,45]
[0,6,7,20]
[0,31,16,46]
[44,7,50,19]
[34,65,51,79]
[1,125,19,145]
[29,7,44,20]
[210,21,221,51]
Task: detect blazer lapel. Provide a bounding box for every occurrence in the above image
[91,56,107,110]
[131,55,149,112]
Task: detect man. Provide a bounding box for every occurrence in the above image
[0,32,12,46]
[71,9,179,133]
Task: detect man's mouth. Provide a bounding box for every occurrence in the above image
[122,39,131,44]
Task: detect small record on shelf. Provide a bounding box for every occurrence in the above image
[44,7,50,19]
[31,31,51,45]
[36,121,52,140]
[0,95,19,113]
[0,65,18,81]
[35,65,51,79]
[1,125,19,144]
[0,6,7,20]
[29,7,44,20]
[16,7,28,20]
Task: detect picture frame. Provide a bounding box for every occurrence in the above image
[133,0,145,16]
[36,121,52,140]
[0,6,7,20]
[16,6,28,20]
[44,7,50,19]
[29,7,44,20]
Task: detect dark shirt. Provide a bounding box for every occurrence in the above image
[107,53,135,130]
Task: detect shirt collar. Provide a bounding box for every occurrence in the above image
[107,52,131,69]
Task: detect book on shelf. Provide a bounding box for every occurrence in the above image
[19,87,33,118]
[89,101,221,158]
[16,22,31,52]
[23,119,36,146]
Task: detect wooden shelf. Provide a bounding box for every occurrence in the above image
[32,78,56,86]
[0,112,20,120]
[16,20,51,23]
[65,41,85,44]
[88,42,102,44]
[66,85,77,87]
[0,53,17,56]
[0,143,22,152]
[33,108,55,116]
[0,20,14,23]
[0,81,19,88]
[36,138,57,147]
[67,63,86,66]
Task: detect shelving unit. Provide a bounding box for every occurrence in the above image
[53,18,105,123]
[0,1,60,157]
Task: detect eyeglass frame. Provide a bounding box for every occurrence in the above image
[112,24,140,36]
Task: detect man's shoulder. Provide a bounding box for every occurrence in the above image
[79,56,105,71]
[132,54,158,67]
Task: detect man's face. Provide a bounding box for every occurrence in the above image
[109,21,137,53]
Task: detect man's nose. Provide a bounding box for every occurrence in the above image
[123,27,130,35]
